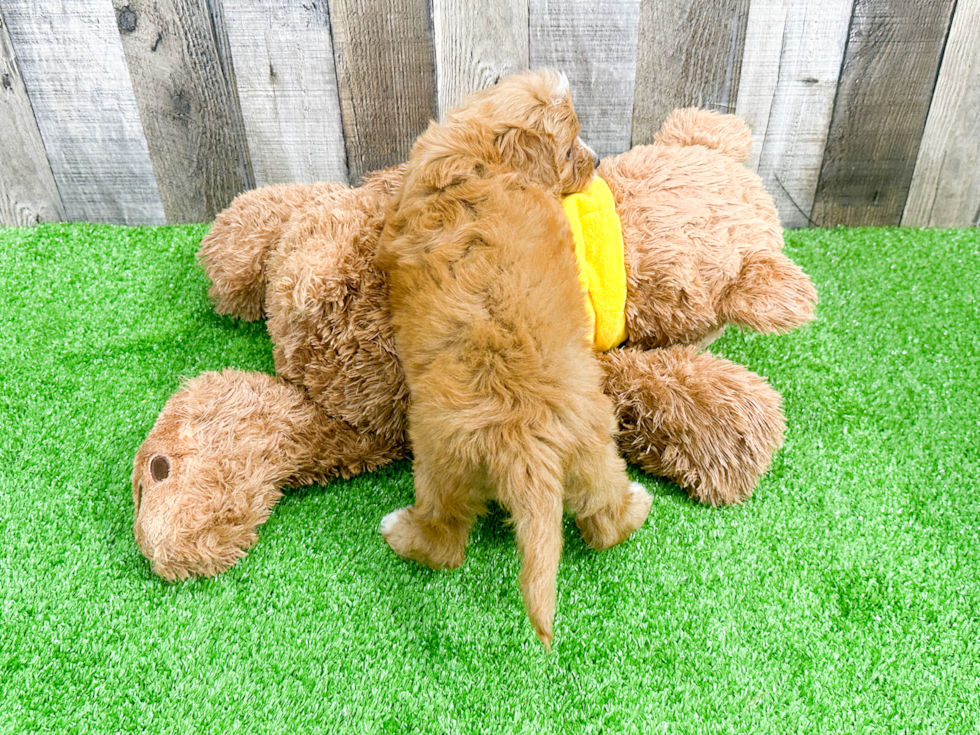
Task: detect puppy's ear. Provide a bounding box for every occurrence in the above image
[495,127,559,191]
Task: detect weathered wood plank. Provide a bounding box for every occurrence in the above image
[530,0,640,159]
[433,0,529,121]
[0,7,65,226]
[903,0,980,227]
[203,0,251,174]
[112,0,253,223]
[220,0,347,186]
[731,0,789,169]
[328,0,437,183]
[734,0,853,228]
[632,0,750,145]
[2,0,165,225]
[811,0,956,227]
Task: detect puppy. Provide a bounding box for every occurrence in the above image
[376,70,652,649]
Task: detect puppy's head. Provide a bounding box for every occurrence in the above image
[448,69,597,195]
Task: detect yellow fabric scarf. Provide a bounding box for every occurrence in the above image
[562,176,629,351]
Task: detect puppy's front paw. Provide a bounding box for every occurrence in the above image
[379,505,466,570]
[629,481,653,506]
[379,507,409,536]
[628,481,654,527]
[380,506,421,563]
[577,481,652,551]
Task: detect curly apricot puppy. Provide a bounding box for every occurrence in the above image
[377,70,652,649]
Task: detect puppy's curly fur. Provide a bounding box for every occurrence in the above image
[377,70,652,649]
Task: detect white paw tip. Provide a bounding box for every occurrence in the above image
[379,507,407,534]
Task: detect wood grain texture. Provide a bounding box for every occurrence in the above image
[328,0,437,183]
[0,7,65,226]
[530,0,640,159]
[204,0,251,174]
[903,0,980,227]
[2,0,165,225]
[632,0,750,145]
[112,0,253,223]
[734,0,853,228]
[811,0,956,227]
[433,0,528,121]
[220,0,347,186]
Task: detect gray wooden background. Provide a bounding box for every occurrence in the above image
[2,0,978,228]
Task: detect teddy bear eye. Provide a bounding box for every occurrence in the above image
[149,454,171,482]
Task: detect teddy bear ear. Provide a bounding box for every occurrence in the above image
[654,108,754,162]
[495,126,560,191]
[720,248,818,333]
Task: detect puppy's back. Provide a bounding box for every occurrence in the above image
[382,174,592,388]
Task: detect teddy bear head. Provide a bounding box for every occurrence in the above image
[597,109,817,350]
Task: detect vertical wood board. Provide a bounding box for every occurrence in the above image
[811,0,956,226]
[220,0,347,186]
[2,0,165,225]
[732,0,790,169]
[328,0,437,183]
[433,0,529,121]
[112,0,253,223]
[903,0,980,227]
[734,0,853,228]
[632,0,750,145]
[530,0,640,159]
[6,0,980,226]
[0,6,65,226]
[204,0,254,184]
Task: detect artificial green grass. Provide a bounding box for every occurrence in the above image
[1,222,978,733]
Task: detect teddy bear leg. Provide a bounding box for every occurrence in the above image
[198,182,345,321]
[132,369,406,580]
[599,346,785,506]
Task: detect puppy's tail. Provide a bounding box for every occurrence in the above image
[199,182,343,321]
[496,456,565,652]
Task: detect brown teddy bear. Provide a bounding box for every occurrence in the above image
[132,108,816,581]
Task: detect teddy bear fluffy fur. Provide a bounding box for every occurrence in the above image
[132,105,816,583]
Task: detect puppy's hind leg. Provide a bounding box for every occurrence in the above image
[380,454,481,571]
[494,455,565,651]
[568,439,652,551]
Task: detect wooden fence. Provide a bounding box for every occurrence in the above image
[1,0,978,228]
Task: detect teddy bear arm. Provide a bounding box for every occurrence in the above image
[599,346,785,505]
[720,247,818,334]
[132,369,406,580]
